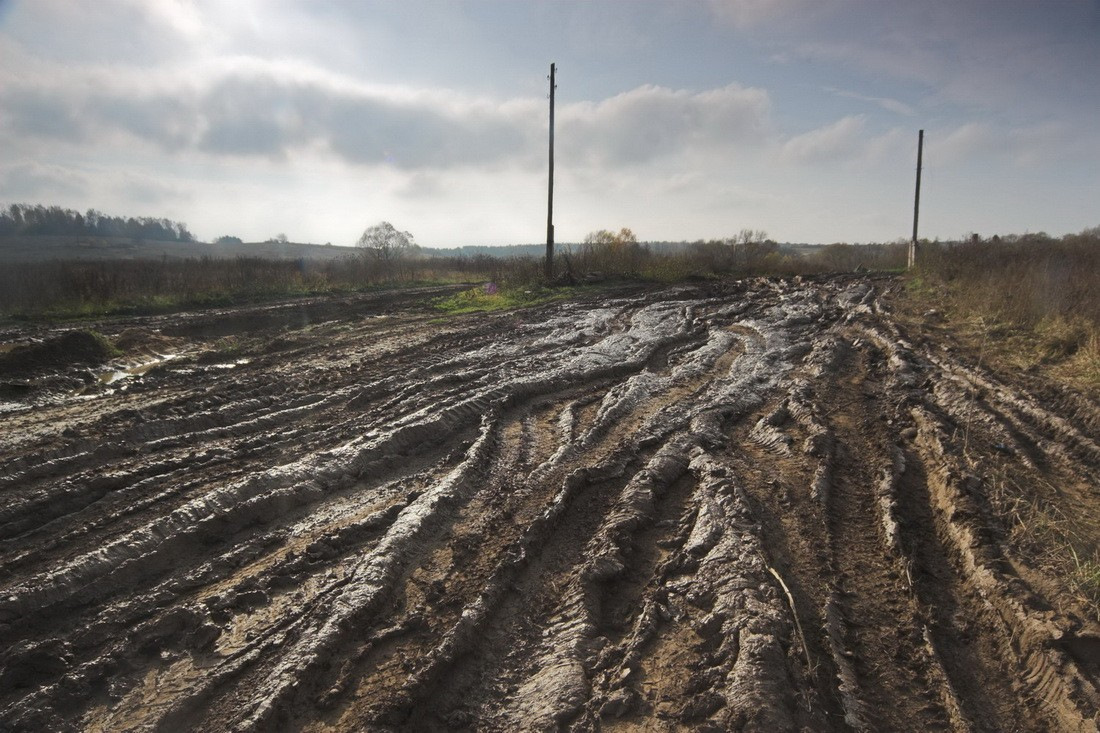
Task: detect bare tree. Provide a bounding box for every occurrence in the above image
[357,222,414,261]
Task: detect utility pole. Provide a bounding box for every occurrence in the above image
[545,62,556,280]
[909,129,924,269]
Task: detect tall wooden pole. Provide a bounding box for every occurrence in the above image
[545,62,556,280]
[909,129,924,269]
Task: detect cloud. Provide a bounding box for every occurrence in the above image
[0,62,775,174]
[395,172,445,200]
[559,83,772,167]
[933,123,997,165]
[824,87,913,116]
[781,116,866,164]
[1,88,87,142]
[0,161,89,199]
[1006,122,1077,167]
[864,127,910,164]
[784,1,1100,119]
[0,0,200,66]
[318,92,541,169]
[114,171,191,206]
[873,120,1095,173]
[0,66,546,169]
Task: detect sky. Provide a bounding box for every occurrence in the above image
[1,0,1098,247]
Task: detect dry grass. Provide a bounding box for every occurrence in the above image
[911,229,1100,392]
[910,227,1100,618]
[988,470,1100,618]
[0,255,487,318]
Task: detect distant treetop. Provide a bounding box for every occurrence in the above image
[0,203,194,242]
[357,221,415,260]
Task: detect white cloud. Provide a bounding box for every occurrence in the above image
[0,161,89,199]
[932,123,997,165]
[2,0,1097,246]
[824,87,913,116]
[1006,122,1076,167]
[559,83,772,167]
[781,116,866,164]
[0,0,199,67]
[1,59,776,174]
[114,171,192,206]
[0,65,545,169]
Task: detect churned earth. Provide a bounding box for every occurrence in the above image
[0,277,1098,732]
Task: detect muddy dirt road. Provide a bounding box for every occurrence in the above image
[2,278,1098,731]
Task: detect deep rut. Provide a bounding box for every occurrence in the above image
[1,278,1097,732]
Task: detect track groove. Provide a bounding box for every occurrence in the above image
[1,279,1097,731]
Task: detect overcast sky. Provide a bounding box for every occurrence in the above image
[2,0,1098,246]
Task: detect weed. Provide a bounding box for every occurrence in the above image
[88,330,122,358]
[432,284,577,315]
[1070,547,1100,613]
[906,229,1100,393]
[990,470,1100,620]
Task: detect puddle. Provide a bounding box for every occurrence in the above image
[98,353,180,385]
[205,358,251,370]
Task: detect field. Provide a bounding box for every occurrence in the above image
[1,276,1098,731]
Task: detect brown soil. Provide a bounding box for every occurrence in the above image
[0,331,114,378]
[0,277,1097,732]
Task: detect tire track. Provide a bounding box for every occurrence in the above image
[1,278,1096,732]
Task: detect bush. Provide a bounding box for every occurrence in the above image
[915,231,1100,328]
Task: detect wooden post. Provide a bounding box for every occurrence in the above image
[545,62,556,280]
[909,129,924,269]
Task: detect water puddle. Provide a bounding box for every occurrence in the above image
[98,353,180,385]
[207,358,251,370]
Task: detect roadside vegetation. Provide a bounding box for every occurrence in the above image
[432,282,595,316]
[1,224,905,319]
[3,211,1099,635]
[907,228,1100,391]
[899,227,1100,615]
[0,254,487,319]
[2,201,1096,351]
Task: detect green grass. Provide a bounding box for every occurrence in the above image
[432,283,583,315]
[88,330,123,358]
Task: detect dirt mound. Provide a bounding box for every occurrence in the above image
[0,330,114,378]
[0,278,1097,731]
[111,328,179,355]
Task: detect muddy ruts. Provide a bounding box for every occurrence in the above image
[0,278,1097,732]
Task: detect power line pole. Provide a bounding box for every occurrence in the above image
[545,62,556,280]
[909,129,924,269]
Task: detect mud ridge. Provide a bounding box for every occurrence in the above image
[1,278,1096,732]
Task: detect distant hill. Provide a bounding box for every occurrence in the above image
[428,243,548,258]
[0,235,358,262]
[0,235,825,263]
[427,242,822,258]
[0,236,564,262]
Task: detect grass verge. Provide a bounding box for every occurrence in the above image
[432,282,593,315]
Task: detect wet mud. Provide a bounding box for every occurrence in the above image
[1,278,1098,731]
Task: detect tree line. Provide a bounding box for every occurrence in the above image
[0,203,194,243]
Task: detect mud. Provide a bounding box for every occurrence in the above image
[1,277,1098,731]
